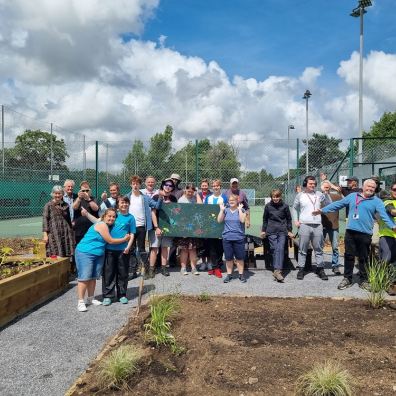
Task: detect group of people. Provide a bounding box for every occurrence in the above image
[262,173,396,294]
[42,172,396,312]
[42,175,251,312]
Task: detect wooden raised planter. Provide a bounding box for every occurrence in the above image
[0,257,70,328]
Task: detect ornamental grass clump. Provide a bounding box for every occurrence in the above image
[98,344,143,390]
[144,294,180,348]
[366,259,396,308]
[295,360,353,396]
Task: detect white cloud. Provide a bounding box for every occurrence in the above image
[1,1,395,176]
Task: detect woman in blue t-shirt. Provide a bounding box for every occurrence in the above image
[217,194,247,283]
[75,208,130,312]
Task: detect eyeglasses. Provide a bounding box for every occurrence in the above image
[81,189,90,192]
[164,184,173,188]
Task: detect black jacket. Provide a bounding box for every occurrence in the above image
[262,200,292,235]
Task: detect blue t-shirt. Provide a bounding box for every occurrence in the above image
[222,207,245,241]
[204,193,228,206]
[77,222,107,256]
[107,213,136,251]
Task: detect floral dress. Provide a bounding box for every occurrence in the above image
[42,200,75,257]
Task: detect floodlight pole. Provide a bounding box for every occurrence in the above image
[1,105,4,178]
[303,90,311,174]
[351,0,372,165]
[287,124,295,186]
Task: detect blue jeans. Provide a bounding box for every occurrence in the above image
[323,228,339,267]
[268,233,287,270]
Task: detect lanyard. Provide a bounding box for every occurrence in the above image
[305,192,317,209]
[354,194,365,216]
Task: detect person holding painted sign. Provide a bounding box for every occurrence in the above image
[218,194,247,283]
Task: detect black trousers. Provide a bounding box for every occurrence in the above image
[344,229,372,281]
[209,238,224,269]
[129,226,146,273]
[103,250,130,299]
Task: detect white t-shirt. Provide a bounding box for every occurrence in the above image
[129,194,145,227]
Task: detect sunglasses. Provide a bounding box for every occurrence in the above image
[81,189,90,192]
[164,183,173,188]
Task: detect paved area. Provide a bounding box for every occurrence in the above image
[0,254,394,396]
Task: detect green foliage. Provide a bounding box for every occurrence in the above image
[364,111,396,138]
[295,361,353,396]
[144,294,180,349]
[299,133,345,172]
[122,139,147,176]
[98,344,143,390]
[8,129,69,170]
[0,247,14,265]
[366,259,396,309]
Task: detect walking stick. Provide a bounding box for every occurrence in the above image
[135,250,145,316]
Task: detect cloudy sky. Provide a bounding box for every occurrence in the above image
[0,0,395,175]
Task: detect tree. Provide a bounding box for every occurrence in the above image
[122,139,146,176]
[8,129,69,170]
[299,133,344,172]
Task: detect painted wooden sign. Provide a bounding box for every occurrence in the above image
[158,203,223,238]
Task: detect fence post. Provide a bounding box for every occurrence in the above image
[95,141,99,199]
[195,139,199,185]
[1,105,4,179]
[349,138,354,176]
[296,138,300,185]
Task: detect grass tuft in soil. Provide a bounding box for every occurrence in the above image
[97,344,143,390]
[367,259,396,308]
[295,360,353,396]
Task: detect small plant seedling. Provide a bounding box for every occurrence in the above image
[198,291,211,303]
[0,247,14,265]
[295,360,353,396]
[98,344,143,390]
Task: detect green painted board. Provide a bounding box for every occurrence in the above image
[159,203,223,238]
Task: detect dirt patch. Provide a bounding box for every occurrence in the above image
[71,297,396,396]
[0,237,36,255]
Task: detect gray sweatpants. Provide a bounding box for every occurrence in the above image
[298,223,324,268]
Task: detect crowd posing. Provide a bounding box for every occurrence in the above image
[42,173,396,312]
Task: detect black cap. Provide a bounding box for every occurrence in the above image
[345,176,358,182]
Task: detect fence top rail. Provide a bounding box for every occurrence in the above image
[352,137,396,140]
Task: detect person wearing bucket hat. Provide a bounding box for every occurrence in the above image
[170,173,184,200]
[146,178,178,278]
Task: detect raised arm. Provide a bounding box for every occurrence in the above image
[238,203,246,223]
[94,223,130,244]
[217,203,226,223]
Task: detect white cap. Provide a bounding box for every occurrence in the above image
[230,178,239,184]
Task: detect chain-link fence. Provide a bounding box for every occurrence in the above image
[1,105,396,219]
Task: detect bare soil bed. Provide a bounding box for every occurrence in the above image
[72,296,395,396]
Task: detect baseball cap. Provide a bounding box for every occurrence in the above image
[170,173,181,181]
[345,176,358,182]
[230,178,239,184]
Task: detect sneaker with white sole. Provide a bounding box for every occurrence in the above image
[77,300,87,312]
[180,268,188,275]
[192,268,200,275]
[86,297,102,306]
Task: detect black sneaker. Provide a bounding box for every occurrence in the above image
[130,272,138,280]
[239,274,247,283]
[332,266,342,276]
[337,278,352,290]
[316,268,328,281]
[144,268,155,280]
[297,268,305,280]
[161,266,170,277]
[223,274,233,283]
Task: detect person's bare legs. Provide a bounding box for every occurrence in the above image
[225,260,234,275]
[149,247,158,269]
[180,249,188,270]
[77,281,88,300]
[189,248,198,271]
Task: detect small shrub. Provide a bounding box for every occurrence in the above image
[295,360,353,396]
[0,247,14,265]
[98,344,143,389]
[198,291,211,302]
[144,294,180,347]
[366,259,396,308]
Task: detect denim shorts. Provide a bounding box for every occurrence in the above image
[222,239,245,261]
[75,249,105,281]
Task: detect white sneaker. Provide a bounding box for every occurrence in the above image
[77,300,87,312]
[86,297,102,306]
[180,268,188,276]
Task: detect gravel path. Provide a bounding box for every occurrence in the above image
[0,254,394,396]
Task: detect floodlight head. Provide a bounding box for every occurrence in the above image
[351,0,372,17]
[359,0,372,7]
[289,125,295,129]
[302,90,312,100]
